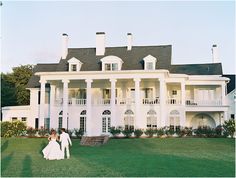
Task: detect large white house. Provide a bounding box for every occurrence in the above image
[2,32,232,136]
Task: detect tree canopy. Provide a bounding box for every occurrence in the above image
[1,64,34,107]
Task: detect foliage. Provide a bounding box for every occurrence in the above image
[121,129,133,138]
[38,127,50,137]
[26,127,37,136]
[1,65,34,106]
[1,73,17,107]
[67,130,73,137]
[194,126,216,137]
[179,127,193,137]
[110,126,121,137]
[165,127,175,136]
[74,128,84,138]
[156,128,165,136]
[1,121,27,137]
[215,125,223,137]
[134,129,143,138]
[144,128,156,137]
[223,119,235,137]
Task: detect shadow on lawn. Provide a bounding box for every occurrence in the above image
[39,140,47,156]
[21,155,32,177]
[1,152,14,173]
[1,140,9,153]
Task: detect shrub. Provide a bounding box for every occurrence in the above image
[145,129,155,137]
[1,121,26,137]
[223,119,235,137]
[38,127,50,137]
[110,126,121,137]
[122,129,133,138]
[74,128,84,139]
[179,127,193,137]
[67,130,73,137]
[166,127,175,136]
[156,128,165,136]
[26,127,37,136]
[134,129,143,138]
[194,126,215,137]
[215,125,223,137]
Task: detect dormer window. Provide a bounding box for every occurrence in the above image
[143,55,157,70]
[100,55,123,71]
[71,64,77,71]
[68,57,83,72]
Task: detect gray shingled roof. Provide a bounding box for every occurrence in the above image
[27,64,58,88]
[27,45,223,88]
[223,74,236,94]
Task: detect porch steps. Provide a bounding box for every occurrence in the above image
[80,136,109,146]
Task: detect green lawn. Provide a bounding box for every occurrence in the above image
[1,137,235,177]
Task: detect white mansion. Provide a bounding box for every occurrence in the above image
[2,32,233,136]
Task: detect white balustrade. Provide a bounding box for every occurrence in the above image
[142,97,160,105]
[185,99,222,106]
[167,98,181,105]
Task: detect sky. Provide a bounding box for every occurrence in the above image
[1,1,235,74]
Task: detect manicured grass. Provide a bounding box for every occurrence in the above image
[1,137,235,177]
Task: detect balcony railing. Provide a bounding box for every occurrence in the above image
[186,99,222,106]
[142,97,160,105]
[117,98,135,105]
[167,98,181,105]
[94,99,111,105]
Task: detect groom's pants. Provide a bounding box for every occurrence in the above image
[61,144,70,158]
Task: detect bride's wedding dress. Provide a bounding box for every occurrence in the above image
[42,138,64,160]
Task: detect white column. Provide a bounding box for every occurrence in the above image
[181,81,186,127]
[134,78,141,129]
[110,79,117,127]
[223,111,228,122]
[159,78,167,127]
[86,79,93,136]
[62,79,70,130]
[49,85,56,129]
[39,79,46,128]
[221,82,226,105]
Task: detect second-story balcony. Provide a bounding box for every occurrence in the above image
[186,99,222,106]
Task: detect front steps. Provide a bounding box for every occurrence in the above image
[80,135,109,146]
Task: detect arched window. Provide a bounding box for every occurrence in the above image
[58,111,63,129]
[80,110,86,133]
[102,110,111,133]
[147,110,157,129]
[124,110,134,130]
[169,110,180,131]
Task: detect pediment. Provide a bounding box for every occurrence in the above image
[68,57,83,64]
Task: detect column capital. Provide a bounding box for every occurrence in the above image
[62,79,70,84]
[85,79,93,83]
[133,78,141,82]
[39,79,47,84]
[109,78,117,83]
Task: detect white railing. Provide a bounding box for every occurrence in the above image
[117,98,135,105]
[186,99,222,106]
[75,99,86,105]
[167,98,181,105]
[142,98,160,105]
[94,99,111,105]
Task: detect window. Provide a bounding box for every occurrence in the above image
[104,63,118,71]
[80,110,86,133]
[71,64,77,71]
[231,114,235,119]
[100,55,123,71]
[172,90,177,95]
[44,118,50,130]
[102,110,111,133]
[169,110,180,131]
[12,117,17,122]
[147,110,157,129]
[105,63,111,71]
[21,117,27,122]
[143,55,157,70]
[35,118,39,129]
[58,117,62,129]
[124,110,134,131]
[146,62,154,70]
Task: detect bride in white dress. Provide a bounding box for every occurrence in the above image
[42,130,64,160]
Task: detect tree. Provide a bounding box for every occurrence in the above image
[2,65,34,106]
[223,119,235,137]
[1,73,17,107]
